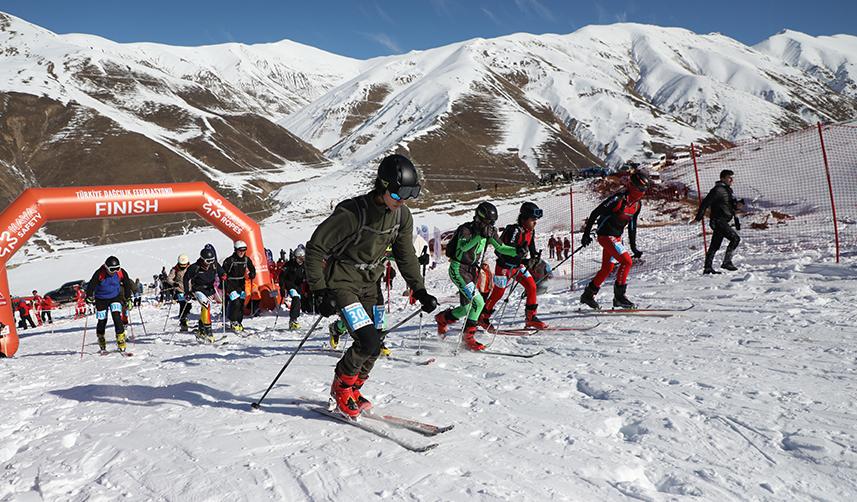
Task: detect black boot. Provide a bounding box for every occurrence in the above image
[612,284,636,309]
[580,282,601,310]
[721,262,737,271]
[703,267,722,275]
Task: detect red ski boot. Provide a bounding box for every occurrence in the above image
[352,376,372,412]
[524,304,548,330]
[462,323,486,351]
[329,372,360,418]
[477,308,495,333]
[435,309,456,339]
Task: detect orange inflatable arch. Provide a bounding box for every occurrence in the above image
[0,182,279,357]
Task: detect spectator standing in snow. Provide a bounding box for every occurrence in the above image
[694,169,741,274]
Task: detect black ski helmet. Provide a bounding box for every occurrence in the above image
[474,201,498,225]
[105,256,120,273]
[376,154,421,200]
[519,201,543,220]
[629,171,652,191]
[200,247,216,264]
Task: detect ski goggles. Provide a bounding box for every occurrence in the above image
[106,265,120,273]
[235,247,247,253]
[528,208,544,219]
[388,184,421,201]
[203,257,215,265]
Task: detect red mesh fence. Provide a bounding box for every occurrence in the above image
[434,123,856,291]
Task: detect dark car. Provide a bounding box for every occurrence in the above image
[45,280,87,304]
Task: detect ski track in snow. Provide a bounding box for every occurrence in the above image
[2,236,857,501]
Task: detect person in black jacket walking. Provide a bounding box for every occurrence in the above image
[183,248,226,342]
[279,244,307,331]
[222,240,256,332]
[694,169,741,274]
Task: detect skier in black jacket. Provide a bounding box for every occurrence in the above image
[694,169,741,274]
[579,171,651,310]
[278,244,307,331]
[222,240,256,332]
[183,248,226,342]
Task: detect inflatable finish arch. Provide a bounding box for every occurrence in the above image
[0,182,279,357]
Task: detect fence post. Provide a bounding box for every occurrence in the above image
[817,122,841,263]
[690,143,708,254]
[569,184,575,289]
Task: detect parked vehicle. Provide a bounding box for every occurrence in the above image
[44,280,87,304]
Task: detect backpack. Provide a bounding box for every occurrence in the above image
[327,196,405,264]
[445,225,465,260]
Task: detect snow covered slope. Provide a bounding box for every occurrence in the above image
[756,30,857,99]
[284,24,857,189]
[2,223,856,501]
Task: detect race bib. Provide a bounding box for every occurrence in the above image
[342,303,372,331]
[289,289,300,298]
[109,302,123,312]
[228,291,240,301]
[463,282,476,301]
[373,305,385,330]
[493,275,507,288]
[96,310,108,320]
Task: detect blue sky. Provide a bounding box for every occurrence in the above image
[2,0,854,58]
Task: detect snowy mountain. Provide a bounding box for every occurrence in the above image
[2,11,856,243]
[756,30,857,100]
[284,24,857,199]
[0,12,362,243]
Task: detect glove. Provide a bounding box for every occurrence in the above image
[632,249,644,259]
[418,253,430,266]
[85,296,95,305]
[581,233,593,247]
[314,289,338,317]
[734,217,741,231]
[413,288,438,313]
[126,300,134,310]
[516,247,527,259]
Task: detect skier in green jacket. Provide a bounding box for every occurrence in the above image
[435,202,519,351]
[306,154,439,418]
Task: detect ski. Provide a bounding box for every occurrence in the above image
[574,310,673,318]
[98,350,134,357]
[481,349,543,358]
[362,410,453,437]
[309,406,438,453]
[385,356,436,366]
[490,323,601,336]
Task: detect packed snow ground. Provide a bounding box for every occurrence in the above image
[3,226,857,501]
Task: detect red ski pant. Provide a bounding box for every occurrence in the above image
[593,235,633,287]
[484,265,537,313]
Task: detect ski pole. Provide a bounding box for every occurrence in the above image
[162,299,174,332]
[250,315,323,410]
[136,303,148,337]
[416,246,428,356]
[380,308,422,336]
[79,312,89,359]
[453,246,487,357]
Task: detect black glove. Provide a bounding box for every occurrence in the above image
[413,288,438,313]
[734,217,741,231]
[85,296,95,305]
[632,249,644,259]
[581,233,593,247]
[418,253,430,266]
[314,289,338,317]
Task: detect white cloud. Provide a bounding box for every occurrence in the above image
[514,0,556,22]
[363,32,402,53]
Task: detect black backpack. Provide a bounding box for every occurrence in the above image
[445,224,465,260]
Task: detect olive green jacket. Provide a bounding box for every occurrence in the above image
[306,193,425,293]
